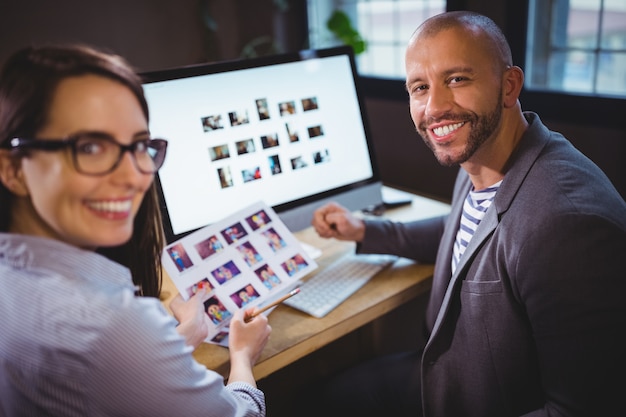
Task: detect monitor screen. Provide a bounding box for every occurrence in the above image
[141,46,382,242]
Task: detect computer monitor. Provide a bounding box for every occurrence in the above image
[141,46,382,243]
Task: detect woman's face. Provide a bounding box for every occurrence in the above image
[7,75,153,249]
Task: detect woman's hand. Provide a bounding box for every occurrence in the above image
[227,308,272,387]
[169,289,209,349]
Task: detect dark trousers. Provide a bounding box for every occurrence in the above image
[302,350,423,417]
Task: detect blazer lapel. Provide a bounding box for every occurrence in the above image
[424,113,551,348]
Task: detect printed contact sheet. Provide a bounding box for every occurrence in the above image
[162,201,317,346]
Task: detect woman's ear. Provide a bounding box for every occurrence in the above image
[0,150,29,196]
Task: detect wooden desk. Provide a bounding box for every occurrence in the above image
[160,191,451,380]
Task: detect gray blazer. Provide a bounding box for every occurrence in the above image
[360,112,626,416]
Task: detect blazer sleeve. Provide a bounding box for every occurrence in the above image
[357,215,447,263]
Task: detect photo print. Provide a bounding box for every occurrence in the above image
[201,114,223,132]
[204,296,232,325]
[211,260,241,285]
[313,149,331,164]
[211,330,229,344]
[160,201,319,346]
[301,97,319,111]
[282,253,309,277]
[286,123,299,143]
[242,166,262,183]
[262,227,287,252]
[167,243,194,272]
[268,155,282,175]
[260,133,279,149]
[290,155,308,170]
[278,100,296,116]
[217,166,234,189]
[236,138,256,155]
[245,209,271,231]
[255,264,282,289]
[194,234,224,260]
[230,284,260,308]
[186,277,213,298]
[221,222,248,244]
[229,109,250,127]
[255,98,270,120]
[308,125,324,139]
[237,241,263,267]
[209,144,230,161]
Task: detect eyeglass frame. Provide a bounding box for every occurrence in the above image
[6,133,168,176]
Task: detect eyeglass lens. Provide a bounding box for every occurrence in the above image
[73,134,166,175]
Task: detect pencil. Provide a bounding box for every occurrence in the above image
[244,287,301,323]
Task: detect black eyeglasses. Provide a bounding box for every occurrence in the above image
[9,133,168,176]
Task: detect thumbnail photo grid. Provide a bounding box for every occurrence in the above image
[162,201,317,346]
[199,95,331,190]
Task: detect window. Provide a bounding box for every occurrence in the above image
[307,0,445,78]
[526,0,626,98]
[308,0,626,100]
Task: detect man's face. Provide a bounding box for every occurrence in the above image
[405,27,504,167]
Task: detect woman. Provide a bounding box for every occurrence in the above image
[0,44,271,416]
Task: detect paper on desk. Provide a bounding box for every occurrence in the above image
[162,201,318,346]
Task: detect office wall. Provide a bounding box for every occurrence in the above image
[0,0,207,72]
[0,0,307,71]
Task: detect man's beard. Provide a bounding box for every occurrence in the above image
[417,96,503,167]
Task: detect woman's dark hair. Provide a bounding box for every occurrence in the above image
[0,44,164,297]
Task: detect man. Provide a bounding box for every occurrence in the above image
[310,11,626,417]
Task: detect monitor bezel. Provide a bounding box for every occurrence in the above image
[141,46,381,243]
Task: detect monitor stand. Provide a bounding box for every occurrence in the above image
[277,181,384,233]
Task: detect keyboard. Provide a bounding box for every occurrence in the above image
[284,253,397,318]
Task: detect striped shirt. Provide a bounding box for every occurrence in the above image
[0,233,265,417]
[452,181,502,274]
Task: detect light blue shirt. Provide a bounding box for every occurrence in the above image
[0,234,265,417]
